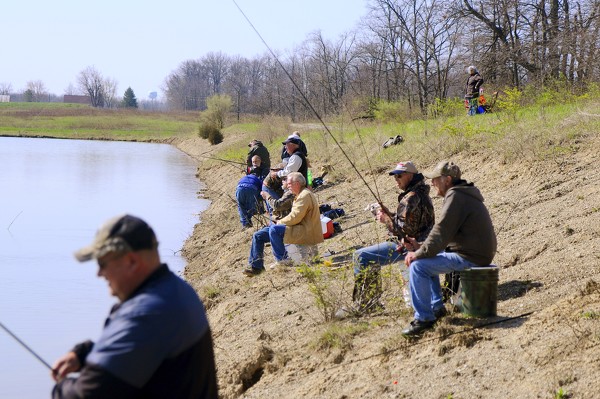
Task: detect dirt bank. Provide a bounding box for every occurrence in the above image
[173,134,600,399]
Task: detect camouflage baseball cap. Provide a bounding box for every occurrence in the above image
[74,214,158,262]
[423,161,461,180]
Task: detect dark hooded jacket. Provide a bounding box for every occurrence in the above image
[247,140,271,171]
[415,181,497,266]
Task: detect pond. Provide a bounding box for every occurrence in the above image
[0,137,208,398]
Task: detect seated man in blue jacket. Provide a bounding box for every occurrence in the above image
[51,214,218,398]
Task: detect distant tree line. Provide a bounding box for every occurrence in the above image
[3,0,599,116]
[164,0,600,117]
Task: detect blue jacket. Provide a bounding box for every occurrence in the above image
[237,174,262,191]
[53,265,218,399]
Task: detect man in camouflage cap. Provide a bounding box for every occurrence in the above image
[336,161,435,318]
[402,161,497,336]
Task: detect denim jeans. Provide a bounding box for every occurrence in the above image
[353,241,405,275]
[468,98,478,116]
[236,186,260,227]
[262,185,281,220]
[268,224,288,261]
[409,252,476,322]
[248,226,270,270]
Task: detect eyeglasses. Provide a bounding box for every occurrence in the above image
[97,252,128,269]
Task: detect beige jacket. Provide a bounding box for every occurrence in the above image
[279,188,324,245]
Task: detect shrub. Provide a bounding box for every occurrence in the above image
[208,128,224,145]
[198,123,217,139]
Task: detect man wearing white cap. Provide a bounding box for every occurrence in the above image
[336,161,434,317]
[51,214,218,398]
[402,161,497,336]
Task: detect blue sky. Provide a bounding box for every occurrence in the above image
[2,0,368,100]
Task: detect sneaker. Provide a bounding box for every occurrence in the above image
[268,259,294,270]
[401,319,435,337]
[434,306,448,320]
[243,266,264,277]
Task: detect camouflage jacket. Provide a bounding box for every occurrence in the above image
[266,190,295,220]
[389,174,434,242]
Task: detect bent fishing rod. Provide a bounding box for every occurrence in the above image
[231,0,384,207]
[0,321,53,371]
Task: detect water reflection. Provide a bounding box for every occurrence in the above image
[0,137,208,399]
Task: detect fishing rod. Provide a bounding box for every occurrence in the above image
[0,321,53,371]
[231,0,383,207]
[197,153,247,166]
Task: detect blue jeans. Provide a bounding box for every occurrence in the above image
[248,226,270,270]
[236,186,260,227]
[268,224,288,261]
[352,241,407,306]
[409,252,476,322]
[353,241,405,275]
[262,185,281,220]
[468,98,478,116]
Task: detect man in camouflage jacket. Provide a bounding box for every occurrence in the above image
[338,161,434,315]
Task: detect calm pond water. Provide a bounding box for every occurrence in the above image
[0,137,209,398]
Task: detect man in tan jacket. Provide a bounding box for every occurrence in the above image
[268,172,323,267]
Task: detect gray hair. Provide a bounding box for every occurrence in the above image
[467,65,478,74]
[287,172,306,187]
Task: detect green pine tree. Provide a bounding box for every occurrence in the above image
[122,87,138,108]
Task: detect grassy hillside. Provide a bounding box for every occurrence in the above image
[178,92,600,398]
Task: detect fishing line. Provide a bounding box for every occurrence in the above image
[0,321,53,371]
[231,0,383,205]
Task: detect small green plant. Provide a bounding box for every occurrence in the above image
[314,323,369,350]
[554,387,569,399]
[496,86,523,121]
[582,310,600,319]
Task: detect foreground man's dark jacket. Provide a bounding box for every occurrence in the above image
[53,264,218,399]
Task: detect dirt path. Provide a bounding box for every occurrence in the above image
[173,135,600,399]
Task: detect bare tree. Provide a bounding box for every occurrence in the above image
[78,66,106,107]
[26,80,48,102]
[0,82,12,95]
[225,56,251,121]
[203,52,229,95]
[103,77,118,108]
[164,59,210,111]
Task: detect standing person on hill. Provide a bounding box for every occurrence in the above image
[465,65,484,116]
[336,161,435,318]
[51,214,218,398]
[247,139,270,176]
[272,136,308,183]
[402,161,497,337]
[268,172,323,268]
